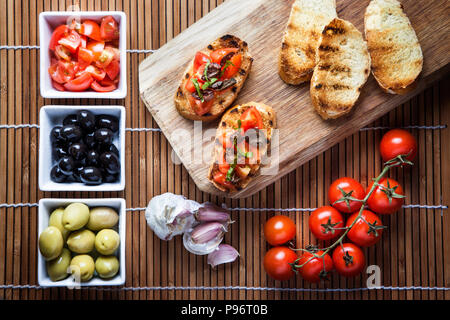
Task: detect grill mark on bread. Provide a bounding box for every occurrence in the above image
[239,69,246,76]
[207,44,213,50]
[220,34,233,41]
[314,83,351,90]
[319,45,339,52]
[185,73,190,79]
[323,26,346,35]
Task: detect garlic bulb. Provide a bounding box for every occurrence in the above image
[207,244,240,268]
[145,193,201,241]
[183,222,227,255]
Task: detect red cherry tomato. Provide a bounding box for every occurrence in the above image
[264,215,296,246]
[77,47,94,67]
[328,177,366,213]
[85,65,106,81]
[63,72,93,92]
[100,16,119,40]
[332,243,365,277]
[240,106,264,133]
[90,80,117,92]
[297,250,333,283]
[263,247,297,281]
[309,206,344,241]
[57,30,81,53]
[380,129,417,164]
[80,20,102,41]
[54,44,72,61]
[366,178,404,215]
[194,52,210,73]
[86,40,105,60]
[95,47,115,69]
[346,210,384,247]
[49,25,69,51]
[48,61,76,84]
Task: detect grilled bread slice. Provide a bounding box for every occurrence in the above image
[279,0,337,85]
[310,18,371,119]
[365,0,423,94]
[208,102,276,193]
[174,35,253,122]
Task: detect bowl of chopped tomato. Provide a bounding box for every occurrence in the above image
[39,11,126,99]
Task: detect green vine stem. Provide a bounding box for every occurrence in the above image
[292,154,412,270]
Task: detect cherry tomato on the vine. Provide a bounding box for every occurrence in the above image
[380,129,417,164]
[346,210,385,247]
[366,178,404,215]
[263,247,297,281]
[297,250,333,283]
[264,215,296,246]
[309,206,344,241]
[328,177,365,214]
[332,243,365,277]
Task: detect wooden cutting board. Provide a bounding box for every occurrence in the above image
[139,0,450,199]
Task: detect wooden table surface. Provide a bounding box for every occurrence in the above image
[0,0,449,300]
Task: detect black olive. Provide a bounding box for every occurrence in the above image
[68,142,87,161]
[220,52,235,67]
[100,152,120,174]
[94,128,114,145]
[103,172,118,183]
[62,114,79,126]
[210,78,237,91]
[57,156,75,175]
[80,167,103,185]
[50,126,64,144]
[50,165,68,183]
[73,166,84,182]
[100,143,119,157]
[83,132,97,149]
[96,114,119,132]
[77,110,96,133]
[86,150,100,166]
[60,125,82,143]
[192,88,214,102]
[52,146,68,160]
[201,62,221,81]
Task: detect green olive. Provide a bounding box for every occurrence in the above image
[66,229,95,254]
[95,255,120,279]
[69,255,95,282]
[95,229,120,255]
[39,226,63,261]
[46,248,71,281]
[62,203,90,231]
[48,207,71,241]
[87,207,119,231]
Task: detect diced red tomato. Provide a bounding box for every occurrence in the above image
[90,80,117,92]
[218,132,234,149]
[79,20,102,41]
[105,59,120,80]
[188,94,214,116]
[52,80,66,91]
[185,76,198,93]
[105,45,120,61]
[49,25,69,51]
[210,48,238,65]
[193,52,210,73]
[212,172,234,189]
[86,40,105,60]
[222,53,241,79]
[48,60,76,84]
[85,65,106,81]
[218,163,230,174]
[48,63,66,84]
[57,30,81,53]
[240,106,264,133]
[100,75,118,86]
[95,47,115,69]
[63,72,93,91]
[54,45,71,61]
[100,16,120,40]
[78,47,94,65]
[80,35,87,48]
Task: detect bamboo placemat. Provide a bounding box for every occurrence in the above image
[0,0,448,300]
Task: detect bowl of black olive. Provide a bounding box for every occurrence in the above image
[39,106,125,191]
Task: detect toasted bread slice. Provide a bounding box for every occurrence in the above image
[208,102,276,193]
[310,18,371,119]
[279,0,337,85]
[174,35,253,122]
[365,0,423,94]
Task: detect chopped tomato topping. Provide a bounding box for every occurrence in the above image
[79,20,102,41]
[240,106,264,133]
[193,52,210,73]
[57,30,81,53]
[212,172,234,189]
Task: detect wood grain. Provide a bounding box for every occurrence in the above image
[139,0,450,198]
[0,0,448,301]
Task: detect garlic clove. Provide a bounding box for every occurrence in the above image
[207,244,240,268]
[195,203,230,222]
[191,222,227,244]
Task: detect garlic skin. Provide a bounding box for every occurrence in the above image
[145,193,201,241]
[194,203,230,223]
[183,222,227,255]
[208,244,240,268]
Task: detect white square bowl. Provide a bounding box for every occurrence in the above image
[39,105,126,192]
[38,198,126,287]
[39,11,127,99]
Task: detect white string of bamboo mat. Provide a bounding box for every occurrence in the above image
[0,45,155,54]
[0,124,447,131]
[0,283,448,292]
[0,203,447,212]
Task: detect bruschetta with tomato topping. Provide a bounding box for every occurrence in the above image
[175,35,253,122]
[208,102,276,192]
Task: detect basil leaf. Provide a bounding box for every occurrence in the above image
[191,78,204,102]
[226,163,236,181]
